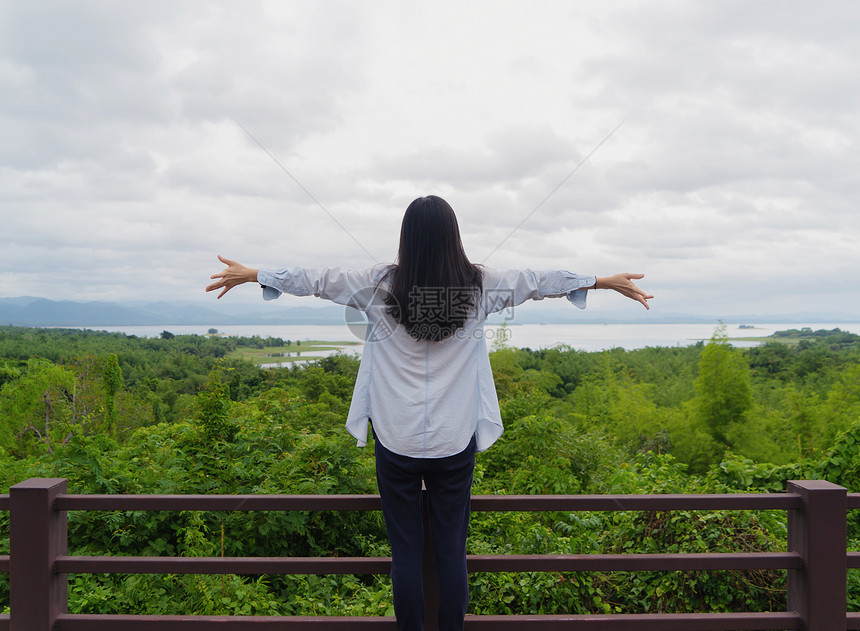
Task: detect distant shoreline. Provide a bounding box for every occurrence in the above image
[11,322,858,354]
[3,296,859,328]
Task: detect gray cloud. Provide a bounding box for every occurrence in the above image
[1,1,858,317]
[370,125,578,188]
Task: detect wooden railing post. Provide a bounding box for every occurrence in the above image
[422,488,439,631]
[9,478,68,631]
[787,480,846,631]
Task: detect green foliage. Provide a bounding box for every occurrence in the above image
[103,353,123,435]
[480,388,624,495]
[195,370,236,443]
[693,326,753,446]
[1,325,859,615]
[0,358,76,454]
[0,362,20,389]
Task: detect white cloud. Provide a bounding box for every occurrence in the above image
[1,1,858,317]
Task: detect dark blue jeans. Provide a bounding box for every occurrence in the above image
[374,431,476,631]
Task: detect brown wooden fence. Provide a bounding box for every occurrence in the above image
[0,478,857,630]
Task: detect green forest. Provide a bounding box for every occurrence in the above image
[2,323,860,616]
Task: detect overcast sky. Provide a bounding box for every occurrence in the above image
[1,1,858,318]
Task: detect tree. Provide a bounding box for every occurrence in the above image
[103,353,123,435]
[693,326,753,445]
[0,362,20,389]
[491,322,511,352]
[0,358,75,454]
[195,370,235,442]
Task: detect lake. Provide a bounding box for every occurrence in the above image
[71,321,860,355]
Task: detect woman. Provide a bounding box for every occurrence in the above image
[206,195,651,630]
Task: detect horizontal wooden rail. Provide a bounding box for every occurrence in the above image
[3,491,852,511]
[54,492,802,512]
[55,615,398,630]
[470,494,803,512]
[57,555,392,575]
[12,490,860,511]
[2,480,855,630]
[54,494,383,512]
[2,490,850,511]
[51,611,807,631]
[54,551,802,575]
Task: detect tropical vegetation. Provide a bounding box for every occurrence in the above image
[2,324,860,615]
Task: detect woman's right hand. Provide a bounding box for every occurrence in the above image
[595,273,653,310]
[205,255,259,299]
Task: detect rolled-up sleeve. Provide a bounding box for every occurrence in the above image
[481,268,595,314]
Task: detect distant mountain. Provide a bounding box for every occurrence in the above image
[0,296,41,307]
[0,296,858,327]
[0,296,347,326]
[6,298,160,326]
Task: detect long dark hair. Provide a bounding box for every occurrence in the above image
[384,196,483,341]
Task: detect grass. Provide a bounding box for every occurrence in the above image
[728,328,846,347]
[728,334,810,346]
[228,340,361,365]
[730,336,787,344]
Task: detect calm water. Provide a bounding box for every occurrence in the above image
[73,322,860,355]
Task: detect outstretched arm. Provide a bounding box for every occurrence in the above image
[594,273,653,310]
[205,255,259,299]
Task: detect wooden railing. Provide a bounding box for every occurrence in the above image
[0,478,857,630]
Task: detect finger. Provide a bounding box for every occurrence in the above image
[626,273,644,280]
[217,254,236,266]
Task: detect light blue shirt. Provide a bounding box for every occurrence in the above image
[257,265,595,458]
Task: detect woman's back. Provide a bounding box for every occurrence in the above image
[205,194,652,631]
